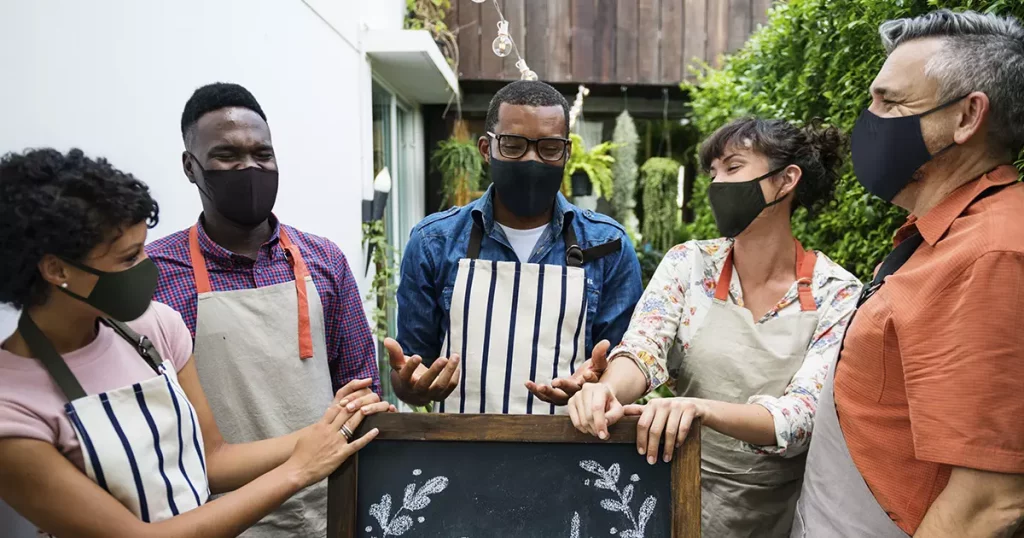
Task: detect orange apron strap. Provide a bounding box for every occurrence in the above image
[188,225,213,294]
[794,239,817,312]
[279,228,314,360]
[714,248,735,302]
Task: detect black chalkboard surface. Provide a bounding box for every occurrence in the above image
[328,414,701,538]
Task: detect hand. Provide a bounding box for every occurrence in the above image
[285,400,380,488]
[526,340,611,406]
[331,378,397,414]
[384,338,460,407]
[568,382,624,440]
[624,397,707,464]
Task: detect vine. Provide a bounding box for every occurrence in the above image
[404,0,459,70]
[362,220,398,341]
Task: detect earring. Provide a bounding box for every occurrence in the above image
[61,283,68,288]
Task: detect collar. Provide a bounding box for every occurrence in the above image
[896,165,1019,246]
[195,213,282,263]
[470,185,576,235]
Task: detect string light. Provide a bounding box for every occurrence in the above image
[492,20,513,57]
[483,0,535,80]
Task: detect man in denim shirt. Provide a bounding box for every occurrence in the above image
[384,81,642,414]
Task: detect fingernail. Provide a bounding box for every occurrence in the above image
[664,455,670,463]
[598,431,607,440]
[648,456,655,465]
[338,399,349,406]
[347,403,357,411]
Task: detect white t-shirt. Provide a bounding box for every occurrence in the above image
[497,223,547,263]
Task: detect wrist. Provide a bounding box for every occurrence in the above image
[694,399,715,428]
[276,460,309,494]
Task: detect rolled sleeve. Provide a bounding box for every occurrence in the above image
[902,251,1024,473]
[395,228,444,362]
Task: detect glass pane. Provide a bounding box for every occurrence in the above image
[370,82,396,404]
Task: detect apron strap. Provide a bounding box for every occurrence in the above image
[858,232,924,307]
[468,212,609,269]
[714,239,819,312]
[187,224,314,360]
[18,313,87,401]
[100,318,164,372]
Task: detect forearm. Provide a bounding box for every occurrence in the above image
[600,358,649,405]
[206,430,304,494]
[915,468,1024,538]
[702,401,777,447]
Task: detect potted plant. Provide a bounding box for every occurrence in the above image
[563,133,616,200]
[432,119,484,209]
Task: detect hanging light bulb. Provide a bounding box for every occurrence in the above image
[522,70,539,81]
[492,20,513,57]
[516,59,538,81]
[471,0,486,3]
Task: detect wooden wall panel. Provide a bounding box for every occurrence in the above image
[727,0,753,53]
[660,0,683,82]
[524,0,550,80]
[457,0,481,79]
[551,0,574,81]
[615,0,639,84]
[479,0,506,79]
[570,0,596,82]
[706,0,730,67]
[503,0,527,76]
[637,0,661,84]
[682,0,707,79]
[594,0,617,82]
[753,0,773,29]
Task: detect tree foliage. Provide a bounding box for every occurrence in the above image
[684,0,1024,281]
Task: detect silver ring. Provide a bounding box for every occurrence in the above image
[340,425,354,441]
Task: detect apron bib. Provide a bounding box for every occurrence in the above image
[188,225,333,537]
[671,239,818,538]
[438,216,619,415]
[790,234,923,538]
[18,314,209,534]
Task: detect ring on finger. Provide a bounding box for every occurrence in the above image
[340,424,354,441]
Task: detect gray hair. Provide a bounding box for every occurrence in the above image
[880,9,1024,157]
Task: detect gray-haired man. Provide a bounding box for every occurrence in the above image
[793,9,1024,538]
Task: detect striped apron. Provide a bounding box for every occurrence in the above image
[438,217,618,415]
[18,313,209,533]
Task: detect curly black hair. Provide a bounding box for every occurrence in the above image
[699,117,846,216]
[0,148,159,309]
[485,80,570,136]
[180,82,267,145]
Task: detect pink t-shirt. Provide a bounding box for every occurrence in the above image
[0,302,193,471]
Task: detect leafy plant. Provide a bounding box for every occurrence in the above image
[683,0,1024,281]
[611,111,641,233]
[563,133,617,200]
[405,0,458,68]
[369,472,449,537]
[640,157,682,253]
[362,220,398,341]
[432,121,483,209]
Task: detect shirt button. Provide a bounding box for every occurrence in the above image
[584,210,593,217]
[256,269,262,274]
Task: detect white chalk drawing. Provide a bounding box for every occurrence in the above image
[569,512,581,538]
[366,470,449,537]
[578,460,657,538]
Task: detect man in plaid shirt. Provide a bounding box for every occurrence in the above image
[146,82,379,537]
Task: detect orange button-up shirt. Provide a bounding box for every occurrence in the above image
[834,165,1024,535]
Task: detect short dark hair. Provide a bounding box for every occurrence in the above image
[699,117,846,216]
[180,82,267,145]
[0,148,159,309]
[485,80,571,135]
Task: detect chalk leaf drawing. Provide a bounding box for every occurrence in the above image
[578,460,657,538]
[367,470,449,537]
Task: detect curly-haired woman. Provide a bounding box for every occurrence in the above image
[569,118,864,537]
[0,148,388,537]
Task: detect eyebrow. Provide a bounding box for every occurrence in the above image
[872,86,904,100]
[117,241,145,255]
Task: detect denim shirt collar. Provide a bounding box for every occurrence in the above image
[470,185,577,237]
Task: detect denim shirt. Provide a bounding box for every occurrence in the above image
[396,186,643,363]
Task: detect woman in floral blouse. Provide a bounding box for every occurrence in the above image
[567,118,862,537]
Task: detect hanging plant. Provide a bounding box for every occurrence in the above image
[432,119,483,209]
[610,111,640,232]
[563,133,616,200]
[405,0,458,69]
[640,157,681,253]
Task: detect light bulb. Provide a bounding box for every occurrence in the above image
[492,20,513,57]
[471,0,486,3]
[522,70,539,81]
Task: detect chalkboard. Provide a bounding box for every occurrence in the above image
[328,414,701,538]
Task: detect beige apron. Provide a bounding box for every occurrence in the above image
[188,225,333,537]
[668,239,818,538]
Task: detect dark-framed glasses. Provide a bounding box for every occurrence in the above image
[487,132,571,162]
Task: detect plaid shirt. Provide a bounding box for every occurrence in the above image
[146,217,380,395]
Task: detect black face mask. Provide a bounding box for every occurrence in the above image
[851,95,968,202]
[57,257,159,322]
[190,155,279,227]
[489,157,564,218]
[708,167,788,238]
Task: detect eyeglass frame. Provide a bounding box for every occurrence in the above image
[486,131,572,163]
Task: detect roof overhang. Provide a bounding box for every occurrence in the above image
[363,29,460,104]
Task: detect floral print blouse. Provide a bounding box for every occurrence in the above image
[610,238,862,457]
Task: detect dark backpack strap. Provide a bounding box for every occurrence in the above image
[467,221,484,260]
[858,233,924,307]
[100,318,164,373]
[562,213,622,267]
[18,314,87,401]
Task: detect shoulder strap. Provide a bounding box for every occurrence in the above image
[794,240,818,312]
[18,314,87,401]
[467,221,484,260]
[100,318,164,373]
[858,233,924,306]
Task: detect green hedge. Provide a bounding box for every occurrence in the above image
[684,0,1024,281]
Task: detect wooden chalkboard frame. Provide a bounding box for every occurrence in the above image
[328,414,701,538]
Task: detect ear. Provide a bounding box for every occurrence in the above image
[954,91,989,146]
[182,151,197,184]
[478,135,491,161]
[776,164,803,200]
[37,254,68,289]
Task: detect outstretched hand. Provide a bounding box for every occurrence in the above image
[527,340,612,406]
[384,338,460,407]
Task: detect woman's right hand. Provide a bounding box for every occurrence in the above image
[568,382,625,440]
[284,396,385,488]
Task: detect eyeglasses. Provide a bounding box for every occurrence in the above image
[487,132,571,162]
